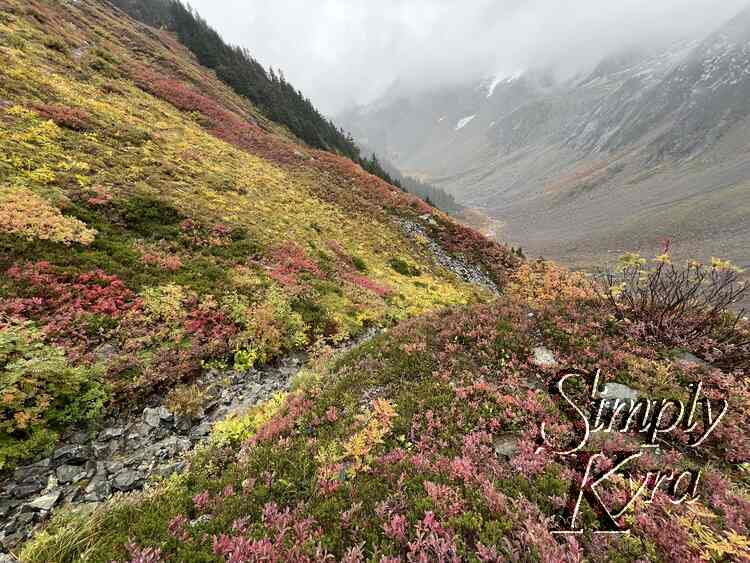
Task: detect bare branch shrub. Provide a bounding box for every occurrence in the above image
[594,253,749,372]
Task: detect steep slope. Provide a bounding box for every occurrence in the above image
[0,0,516,479]
[340,9,750,278]
[22,262,750,562]
[2,2,749,562]
[109,0,398,186]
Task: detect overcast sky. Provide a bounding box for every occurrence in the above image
[187,0,749,116]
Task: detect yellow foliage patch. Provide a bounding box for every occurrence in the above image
[0,186,96,245]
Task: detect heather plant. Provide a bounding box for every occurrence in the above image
[19,280,750,561]
[0,186,97,245]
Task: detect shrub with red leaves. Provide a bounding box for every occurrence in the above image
[1,261,138,353]
[31,103,94,131]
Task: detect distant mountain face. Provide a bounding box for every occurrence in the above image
[339,7,750,276]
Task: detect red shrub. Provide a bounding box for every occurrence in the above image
[266,242,323,288]
[344,273,392,298]
[31,103,93,131]
[2,262,138,351]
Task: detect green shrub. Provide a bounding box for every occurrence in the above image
[43,37,67,54]
[0,322,109,469]
[119,195,184,240]
[351,255,368,272]
[389,257,421,277]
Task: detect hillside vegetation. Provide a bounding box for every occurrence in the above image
[22,260,750,562]
[0,0,515,471]
[0,1,748,562]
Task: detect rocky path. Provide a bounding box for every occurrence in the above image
[0,355,303,555]
[399,217,500,293]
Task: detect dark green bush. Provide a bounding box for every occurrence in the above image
[389,257,421,277]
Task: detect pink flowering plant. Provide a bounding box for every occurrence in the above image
[24,259,750,561]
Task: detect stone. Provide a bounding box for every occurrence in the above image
[675,351,710,369]
[84,475,111,502]
[524,373,546,391]
[112,469,144,492]
[94,343,119,362]
[143,406,173,428]
[531,347,558,369]
[175,415,194,434]
[189,514,213,527]
[12,464,47,484]
[0,553,18,562]
[56,464,87,484]
[98,427,124,441]
[106,461,123,475]
[92,441,110,458]
[16,512,34,525]
[158,461,185,478]
[52,444,90,465]
[26,489,61,512]
[0,498,18,518]
[493,434,520,457]
[1,532,21,550]
[126,422,151,442]
[70,431,89,444]
[64,488,80,504]
[122,454,143,467]
[11,482,43,499]
[190,422,211,440]
[599,382,639,403]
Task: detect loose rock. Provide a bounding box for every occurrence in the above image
[26,490,61,512]
[531,347,558,369]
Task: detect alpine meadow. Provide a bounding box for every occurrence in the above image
[0,1,748,562]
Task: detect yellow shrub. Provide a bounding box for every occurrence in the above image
[0,186,96,245]
[508,261,592,305]
[211,392,286,446]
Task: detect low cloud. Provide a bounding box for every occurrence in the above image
[187,0,750,114]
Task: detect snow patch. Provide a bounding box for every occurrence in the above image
[487,70,523,98]
[455,114,476,130]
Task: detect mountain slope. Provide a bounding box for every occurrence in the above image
[340,9,750,277]
[0,0,516,475]
[110,0,398,186]
[1,2,749,562]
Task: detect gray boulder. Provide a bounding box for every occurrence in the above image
[26,489,61,512]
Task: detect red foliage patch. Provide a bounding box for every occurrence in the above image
[30,103,93,131]
[132,65,519,287]
[2,261,136,321]
[132,68,299,166]
[343,273,393,298]
[266,242,323,289]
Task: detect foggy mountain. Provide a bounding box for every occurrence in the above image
[338,5,750,274]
